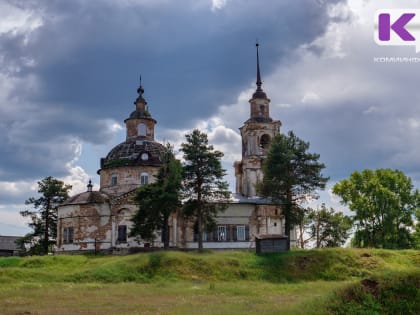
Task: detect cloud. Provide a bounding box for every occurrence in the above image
[211,0,229,11]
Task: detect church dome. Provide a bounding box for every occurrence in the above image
[100,139,165,170]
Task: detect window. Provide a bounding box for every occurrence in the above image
[140,172,149,185]
[111,175,117,186]
[63,227,74,244]
[138,123,147,136]
[117,225,127,243]
[236,226,246,241]
[217,226,227,241]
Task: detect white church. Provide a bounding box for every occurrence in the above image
[56,46,297,253]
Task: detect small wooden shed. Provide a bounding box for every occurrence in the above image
[0,236,20,256]
[255,234,288,254]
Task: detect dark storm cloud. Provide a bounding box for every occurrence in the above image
[0,0,346,183]
[4,0,347,122]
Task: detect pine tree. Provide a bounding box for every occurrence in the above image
[258,131,328,249]
[130,144,182,249]
[181,129,231,251]
[20,176,71,254]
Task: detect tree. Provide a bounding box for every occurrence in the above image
[258,131,329,250]
[181,129,231,251]
[295,206,313,249]
[296,205,352,249]
[333,169,419,249]
[130,144,182,249]
[20,176,71,254]
[308,204,352,248]
[414,208,420,249]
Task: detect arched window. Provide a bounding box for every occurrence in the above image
[138,123,147,136]
[260,134,271,150]
[111,174,117,186]
[140,172,149,185]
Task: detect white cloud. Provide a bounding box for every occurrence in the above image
[0,2,43,37]
[0,180,37,198]
[301,92,321,104]
[211,0,229,11]
[61,164,91,195]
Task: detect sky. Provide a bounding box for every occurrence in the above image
[1,0,420,236]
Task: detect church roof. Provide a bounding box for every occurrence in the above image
[230,193,282,205]
[61,191,110,206]
[100,139,165,170]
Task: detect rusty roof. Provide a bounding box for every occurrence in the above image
[100,139,165,171]
[60,191,109,206]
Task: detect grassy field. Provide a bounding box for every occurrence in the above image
[0,248,418,314]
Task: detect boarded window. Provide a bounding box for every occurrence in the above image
[138,123,147,136]
[117,225,127,243]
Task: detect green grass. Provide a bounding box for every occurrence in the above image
[0,248,418,314]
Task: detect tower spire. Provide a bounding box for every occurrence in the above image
[252,42,267,99]
[256,42,262,91]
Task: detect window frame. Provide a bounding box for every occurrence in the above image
[138,123,147,136]
[140,172,149,185]
[63,227,74,244]
[110,174,117,186]
[217,225,227,241]
[236,225,246,241]
[117,225,127,243]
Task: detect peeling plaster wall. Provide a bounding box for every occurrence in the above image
[100,166,160,195]
[57,202,112,251]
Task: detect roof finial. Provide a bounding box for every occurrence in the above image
[87,179,93,192]
[252,42,267,99]
[135,74,147,105]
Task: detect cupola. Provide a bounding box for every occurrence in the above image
[124,77,157,141]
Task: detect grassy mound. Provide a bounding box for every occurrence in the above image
[326,270,420,315]
[0,249,418,314]
[0,248,418,284]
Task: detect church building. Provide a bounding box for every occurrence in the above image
[56,46,296,253]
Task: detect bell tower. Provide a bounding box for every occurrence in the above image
[234,43,281,197]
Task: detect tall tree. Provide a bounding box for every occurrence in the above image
[258,131,329,250]
[295,206,313,249]
[181,129,231,251]
[333,169,419,249]
[308,204,352,248]
[130,144,182,249]
[20,176,71,255]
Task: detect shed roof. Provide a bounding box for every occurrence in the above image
[0,236,19,251]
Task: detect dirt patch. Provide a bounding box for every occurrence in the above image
[361,278,379,297]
